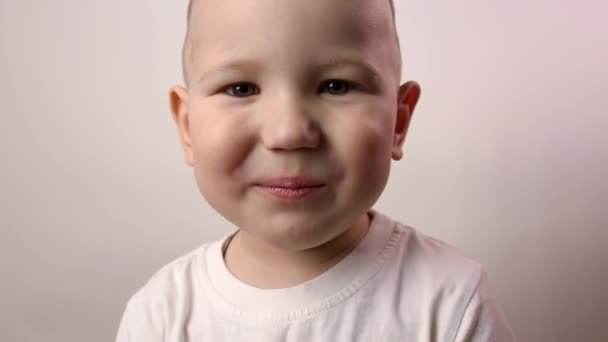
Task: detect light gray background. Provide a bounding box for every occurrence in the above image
[1,0,606,341]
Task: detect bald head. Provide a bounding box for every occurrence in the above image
[184,0,396,28]
[181,0,400,86]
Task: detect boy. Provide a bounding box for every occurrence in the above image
[116,0,516,340]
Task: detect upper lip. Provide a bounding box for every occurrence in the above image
[256,177,325,188]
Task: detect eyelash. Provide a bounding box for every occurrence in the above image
[222,79,355,98]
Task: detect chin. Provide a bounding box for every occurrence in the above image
[256,209,360,250]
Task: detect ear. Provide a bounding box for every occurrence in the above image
[392,81,421,161]
[169,86,194,166]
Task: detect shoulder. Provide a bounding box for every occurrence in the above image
[378,213,484,288]
[116,242,216,341]
[396,220,483,300]
[128,244,208,306]
[373,213,480,310]
[119,243,211,329]
[373,213,515,341]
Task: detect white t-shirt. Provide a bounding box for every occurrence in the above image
[116,211,516,341]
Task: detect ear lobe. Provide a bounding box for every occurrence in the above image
[392,81,421,161]
[169,86,194,166]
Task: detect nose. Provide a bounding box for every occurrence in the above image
[260,93,321,151]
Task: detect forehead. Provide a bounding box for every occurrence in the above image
[185,0,396,77]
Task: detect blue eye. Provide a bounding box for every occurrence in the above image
[225,83,258,97]
[321,79,352,95]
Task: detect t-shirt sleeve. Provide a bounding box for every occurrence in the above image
[115,305,131,342]
[115,298,164,342]
[453,271,517,342]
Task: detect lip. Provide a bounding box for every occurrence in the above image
[254,177,326,201]
[256,177,325,188]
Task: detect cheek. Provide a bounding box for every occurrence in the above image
[187,110,259,219]
[188,106,254,178]
[332,107,395,190]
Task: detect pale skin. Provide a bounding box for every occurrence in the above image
[170,0,420,289]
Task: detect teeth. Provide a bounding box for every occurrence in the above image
[269,187,307,191]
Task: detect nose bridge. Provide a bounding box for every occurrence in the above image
[260,85,321,150]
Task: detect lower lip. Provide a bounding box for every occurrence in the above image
[256,185,324,200]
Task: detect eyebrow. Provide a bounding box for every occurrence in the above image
[196,60,262,85]
[318,57,383,80]
[195,56,382,85]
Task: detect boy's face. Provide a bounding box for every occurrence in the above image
[171,0,420,251]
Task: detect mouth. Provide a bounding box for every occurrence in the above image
[254,177,326,201]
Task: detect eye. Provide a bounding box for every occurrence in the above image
[321,79,353,95]
[224,82,259,97]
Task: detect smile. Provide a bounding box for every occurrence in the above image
[254,177,326,201]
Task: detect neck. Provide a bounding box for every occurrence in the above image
[224,213,370,289]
